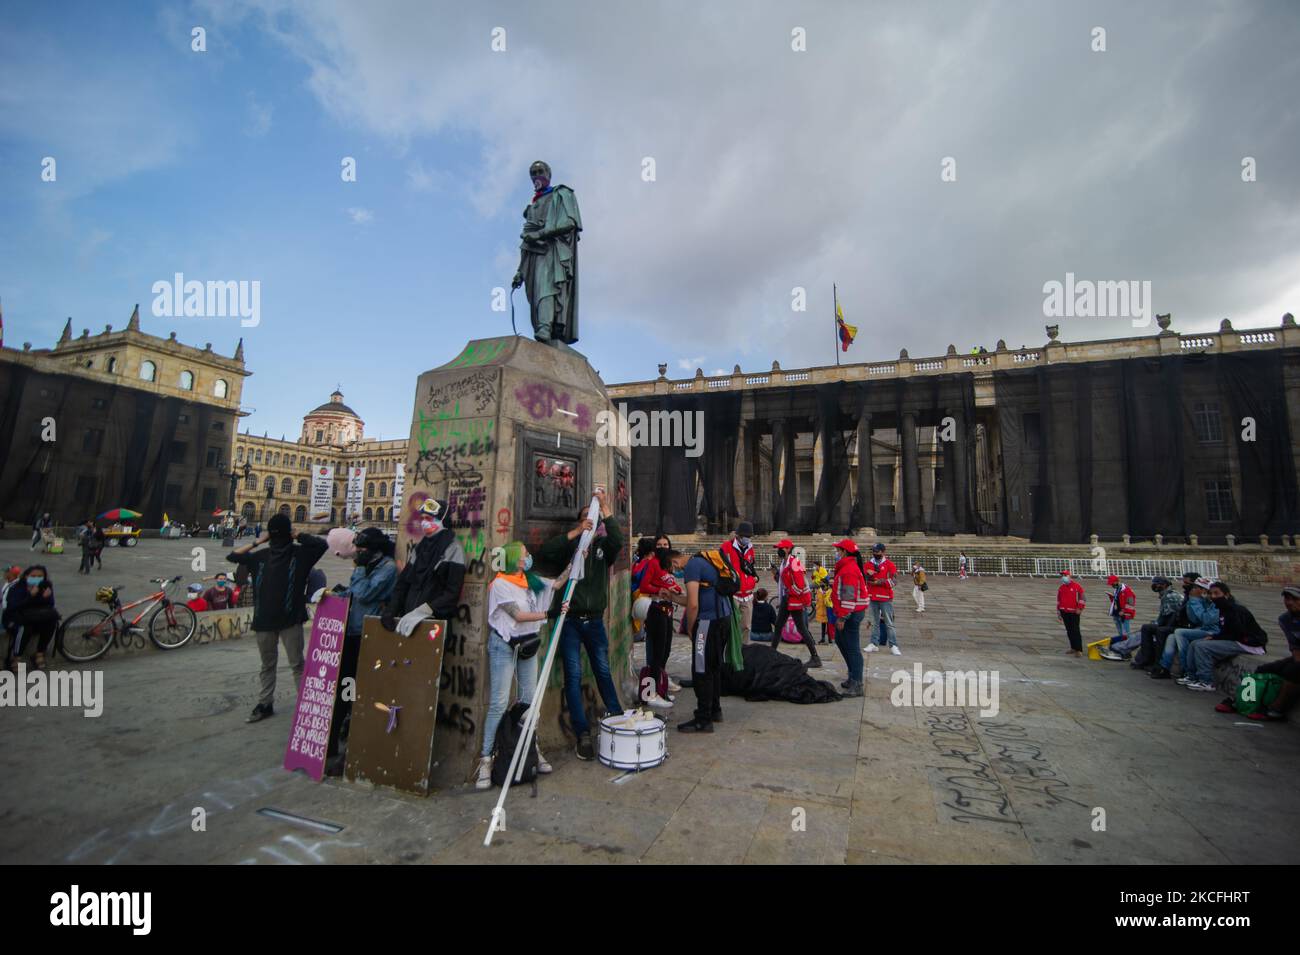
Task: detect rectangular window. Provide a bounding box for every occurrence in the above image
[164,483,182,506]
[200,487,218,511]
[206,447,220,467]
[178,413,190,425]
[316,430,324,442]
[211,420,225,431]
[1022,412,1043,452]
[1192,402,1222,443]
[82,428,104,454]
[1204,479,1233,522]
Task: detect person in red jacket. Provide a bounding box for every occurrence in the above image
[830,539,868,696]
[864,542,901,655]
[1098,574,1138,660]
[1057,571,1087,657]
[719,521,758,644]
[772,539,822,668]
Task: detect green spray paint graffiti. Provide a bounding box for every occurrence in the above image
[416,407,495,453]
[447,340,507,369]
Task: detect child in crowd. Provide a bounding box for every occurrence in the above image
[750,588,777,642]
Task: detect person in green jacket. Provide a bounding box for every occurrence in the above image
[537,487,624,761]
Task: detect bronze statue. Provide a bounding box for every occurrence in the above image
[512,160,582,345]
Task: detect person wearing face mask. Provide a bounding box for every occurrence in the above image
[1096,575,1138,660]
[720,521,758,645]
[1183,581,1268,692]
[325,526,399,775]
[637,546,688,708]
[863,542,901,655]
[1128,577,1184,669]
[830,539,869,697]
[381,498,466,639]
[1149,577,1220,680]
[228,514,329,723]
[1056,571,1087,657]
[771,539,822,668]
[476,541,562,789]
[1224,586,1300,720]
[201,572,235,611]
[3,565,59,671]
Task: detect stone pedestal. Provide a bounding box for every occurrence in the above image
[396,337,633,789]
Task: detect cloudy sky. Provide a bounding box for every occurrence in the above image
[2,0,1297,440]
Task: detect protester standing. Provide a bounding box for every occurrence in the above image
[1105,574,1137,652]
[382,498,466,637]
[77,519,96,574]
[771,540,822,667]
[720,522,758,645]
[911,564,927,612]
[678,547,734,733]
[831,539,869,697]
[637,545,687,708]
[30,513,51,551]
[864,542,901,654]
[227,514,328,723]
[1057,571,1086,657]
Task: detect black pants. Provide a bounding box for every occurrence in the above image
[1061,613,1082,651]
[11,608,58,657]
[327,628,364,757]
[78,550,93,573]
[773,604,820,660]
[645,604,673,686]
[691,617,726,723]
[1136,624,1174,667]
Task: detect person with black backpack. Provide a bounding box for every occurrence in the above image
[478,541,559,789]
[678,547,737,733]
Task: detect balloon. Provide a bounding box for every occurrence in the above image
[327,527,356,558]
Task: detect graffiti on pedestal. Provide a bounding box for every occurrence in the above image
[515,382,592,431]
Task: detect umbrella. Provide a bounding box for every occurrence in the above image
[98,508,142,522]
[212,509,236,517]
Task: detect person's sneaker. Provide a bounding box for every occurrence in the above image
[806,657,823,669]
[245,703,274,723]
[535,747,553,774]
[645,693,673,711]
[865,643,879,653]
[677,719,714,733]
[1098,648,1124,661]
[840,678,852,689]
[1149,667,1171,679]
[890,645,902,656]
[474,756,493,789]
[1186,681,1215,692]
[667,679,683,693]
[576,733,595,761]
[1214,700,1235,714]
[1248,709,1285,721]
[1175,675,1192,685]
[841,680,864,698]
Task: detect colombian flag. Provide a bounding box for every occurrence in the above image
[836,302,857,352]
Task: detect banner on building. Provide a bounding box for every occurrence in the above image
[309,464,335,522]
[344,465,366,521]
[391,462,405,518]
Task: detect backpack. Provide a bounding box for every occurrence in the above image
[1234,672,1282,716]
[697,550,740,598]
[490,701,540,788]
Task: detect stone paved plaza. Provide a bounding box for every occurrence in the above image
[1,539,1297,865]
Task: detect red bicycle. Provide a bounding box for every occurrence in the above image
[59,575,197,662]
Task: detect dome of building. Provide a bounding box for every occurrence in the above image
[301,388,364,446]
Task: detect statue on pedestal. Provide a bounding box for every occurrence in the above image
[511,160,582,346]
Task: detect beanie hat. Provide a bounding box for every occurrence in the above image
[735,521,754,538]
[268,513,292,541]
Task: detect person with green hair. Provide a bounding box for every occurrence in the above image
[477,540,558,789]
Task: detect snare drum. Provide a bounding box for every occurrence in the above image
[596,712,667,771]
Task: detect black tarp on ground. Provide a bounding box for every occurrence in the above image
[722,644,843,703]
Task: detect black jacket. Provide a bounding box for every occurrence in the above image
[386,528,466,620]
[227,534,327,632]
[1217,599,1268,648]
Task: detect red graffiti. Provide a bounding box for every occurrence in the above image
[495,507,512,537]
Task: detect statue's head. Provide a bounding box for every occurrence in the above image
[529,160,551,191]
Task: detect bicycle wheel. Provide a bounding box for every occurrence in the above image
[148,603,197,650]
[59,609,115,662]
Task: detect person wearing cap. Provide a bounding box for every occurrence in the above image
[227,514,329,723]
[911,564,927,613]
[864,542,901,655]
[1183,581,1268,692]
[830,539,869,696]
[1096,575,1137,660]
[771,539,822,668]
[382,498,466,638]
[1224,586,1300,720]
[1128,576,1184,669]
[1056,570,1086,657]
[537,487,624,759]
[1149,577,1219,680]
[326,526,398,775]
[185,583,209,613]
[719,521,758,645]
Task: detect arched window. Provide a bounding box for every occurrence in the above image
[330,508,337,523]
[179,370,194,391]
[363,507,373,521]
[264,475,276,493]
[376,507,385,521]
[245,473,257,491]
[367,482,375,497]
[297,479,308,495]
[214,379,228,398]
[107,357,117,374]
[281,478,292,494]
[241,501,256,521]
[139,360,156,382]
[379,482,387,498]
[255,449,262,463]
[295,505,306,522]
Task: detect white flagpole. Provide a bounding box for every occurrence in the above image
[485,491,603,846]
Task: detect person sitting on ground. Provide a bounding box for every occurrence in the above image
[750,587,777,643]
[1149,577,1220,680]
[1184,581,1268,692]
[1098,575,1139,660]
[1128,576,1185,669]
[201,573,235,611]
[2,565,58,672]
[476,541,557,788]
[185,583,209,613]
[1219,586,1300,720]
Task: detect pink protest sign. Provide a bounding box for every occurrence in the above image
[284,594,350,780]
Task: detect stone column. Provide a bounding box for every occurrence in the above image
[854,412,875,530]
[949,407,969,532]
[781,424,799,528]
[901,411,921,531]
[771,417,788,530]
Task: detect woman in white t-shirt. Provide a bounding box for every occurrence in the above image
[477,541,558,789]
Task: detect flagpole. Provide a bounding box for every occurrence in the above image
[833,284,840,366]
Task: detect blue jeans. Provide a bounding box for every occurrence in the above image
[1159,628,1212,673]
[560,616,623,737]
[1190,639,1247,684]
[1112,617,1131,641]
[837,610,864,681]
[482,630,538,758]
[869,600,897,647]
